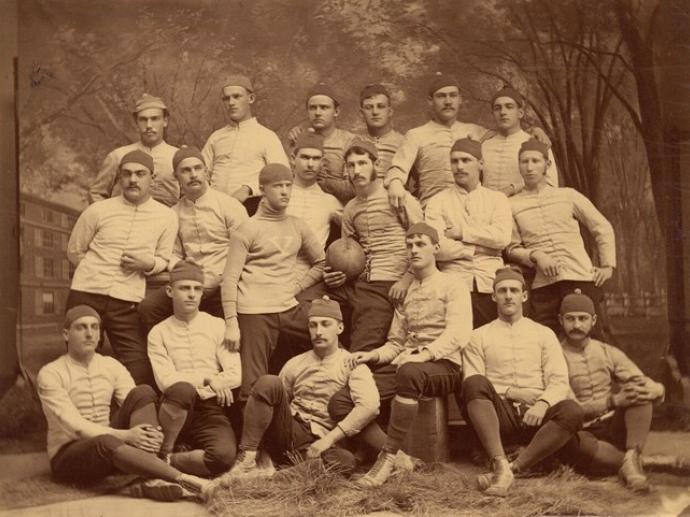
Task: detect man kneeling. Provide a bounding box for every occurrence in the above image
[559,291,664,492]
[37,305,209,501]
[462,267,583,496]
[229,296,379,477]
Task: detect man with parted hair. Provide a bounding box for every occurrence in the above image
[506,139,616,336]
[89,94,179,207]
[425,137,512,328]
[137,146,248,332]
[148,260,241,477]
[221,162,325,402]
[462,267,583,497]
[481,85,559,196]
[324,139,423,354]
[227,296,379,478]
[202,74,289,214]
[336,222,472,488]
[356,83,404,179]
[37,305,209,501]
[558,291,664,492]
[67,150,178,387]
[288,84,358,204]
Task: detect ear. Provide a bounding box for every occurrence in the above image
[336,322,344,335]
[289,153,296,169]
[491,292,497,303]
[558,314,564,328]
[521,289,529,302]
[258,184,265,195]
[334,106,340,118]
[517,106,525,120]
[165,285,173,299]
[62,328,70,343]
[591,314,597,327]
[248,93,256,105]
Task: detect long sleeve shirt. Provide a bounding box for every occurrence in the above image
[148,312,241,397]
[37,354,135,459]
[385,120,487,204]
[313,128,359,204]
[342,182,423,282]
[67,196,178,303]
[221,200,325,317]
[481,130,559,192]
[359,129,405,179]
[463,317,570,407]
[202,118,289,197]
[374,270,472,368]
[507,186,616,289]
[171,188,249,289]
[425,184,512,293]
[88,141,180,207]
[562,339,654,420]
[280,348,379,438]
[286,182,343,279]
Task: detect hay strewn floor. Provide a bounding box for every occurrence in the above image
[206,460,689,517]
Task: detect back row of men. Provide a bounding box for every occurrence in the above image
[35,75,660,502]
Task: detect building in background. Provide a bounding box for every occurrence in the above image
[19,192,79,340]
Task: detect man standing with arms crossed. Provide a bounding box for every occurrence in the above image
[462,267,583,497]
[89,94,179,207]
[202,75,289,214]
[67,150,178,386]
[481,85,558,196]
[425,138,512,328]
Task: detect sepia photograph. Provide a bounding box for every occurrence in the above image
[1,0,689,515]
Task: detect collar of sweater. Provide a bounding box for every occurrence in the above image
[255,198,287,220]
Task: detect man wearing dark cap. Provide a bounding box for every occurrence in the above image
[384,74,488,208]
[482,85,559,196]
[221,163,325,402]
[558,292,664,492]
[89,93,179,207]
[507,140,616,336]
[67,150,178,386]
[462,267,583,497]
[37,305,210,500]
[288,83,358,204]
[286,132,343,288]
[357,83,404,179]
[425,138,512,328]
[324,139,423,354]
[202,75,288,215]
[147,260,240,477]
[344,222,472,487]
[226,295,379,479]
[137,146,248,332]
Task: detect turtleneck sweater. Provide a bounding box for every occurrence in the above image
[221,199,325,317]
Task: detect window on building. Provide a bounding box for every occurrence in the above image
[43,258,55,278]
[20,202,25,217]
[35,256,43,278]
[37,291,56,315]
[61,233,68,251]
[42,229,54,249]
[43,208,54,224]
[62,260,70,281]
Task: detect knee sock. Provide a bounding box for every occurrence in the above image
[588,439,625,472]
[239,395,274,451]
[625,404,653,450]
[357,421,388,453]
[467,399,505,459]
[112,444,181,482]
[158,402,188,456]
[171,449,212,477]
[130,403,159,428]
[513,421,572,471]
[383,396,418,454]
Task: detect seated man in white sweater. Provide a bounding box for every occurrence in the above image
[37,305,208,501]
[148,260,241,477]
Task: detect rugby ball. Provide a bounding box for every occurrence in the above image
[326,238,366,280]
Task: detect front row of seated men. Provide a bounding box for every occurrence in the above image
[38,223,663,502]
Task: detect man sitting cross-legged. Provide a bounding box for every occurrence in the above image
[339,222,472,488]
[37,305,209,501]
[147,260,241,477]
[462,267,584,497]
[558,291,664,492]
[227,296,379,478]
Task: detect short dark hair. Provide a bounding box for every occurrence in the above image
[344,145,377,164]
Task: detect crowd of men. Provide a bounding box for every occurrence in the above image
[36,73,665,503]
